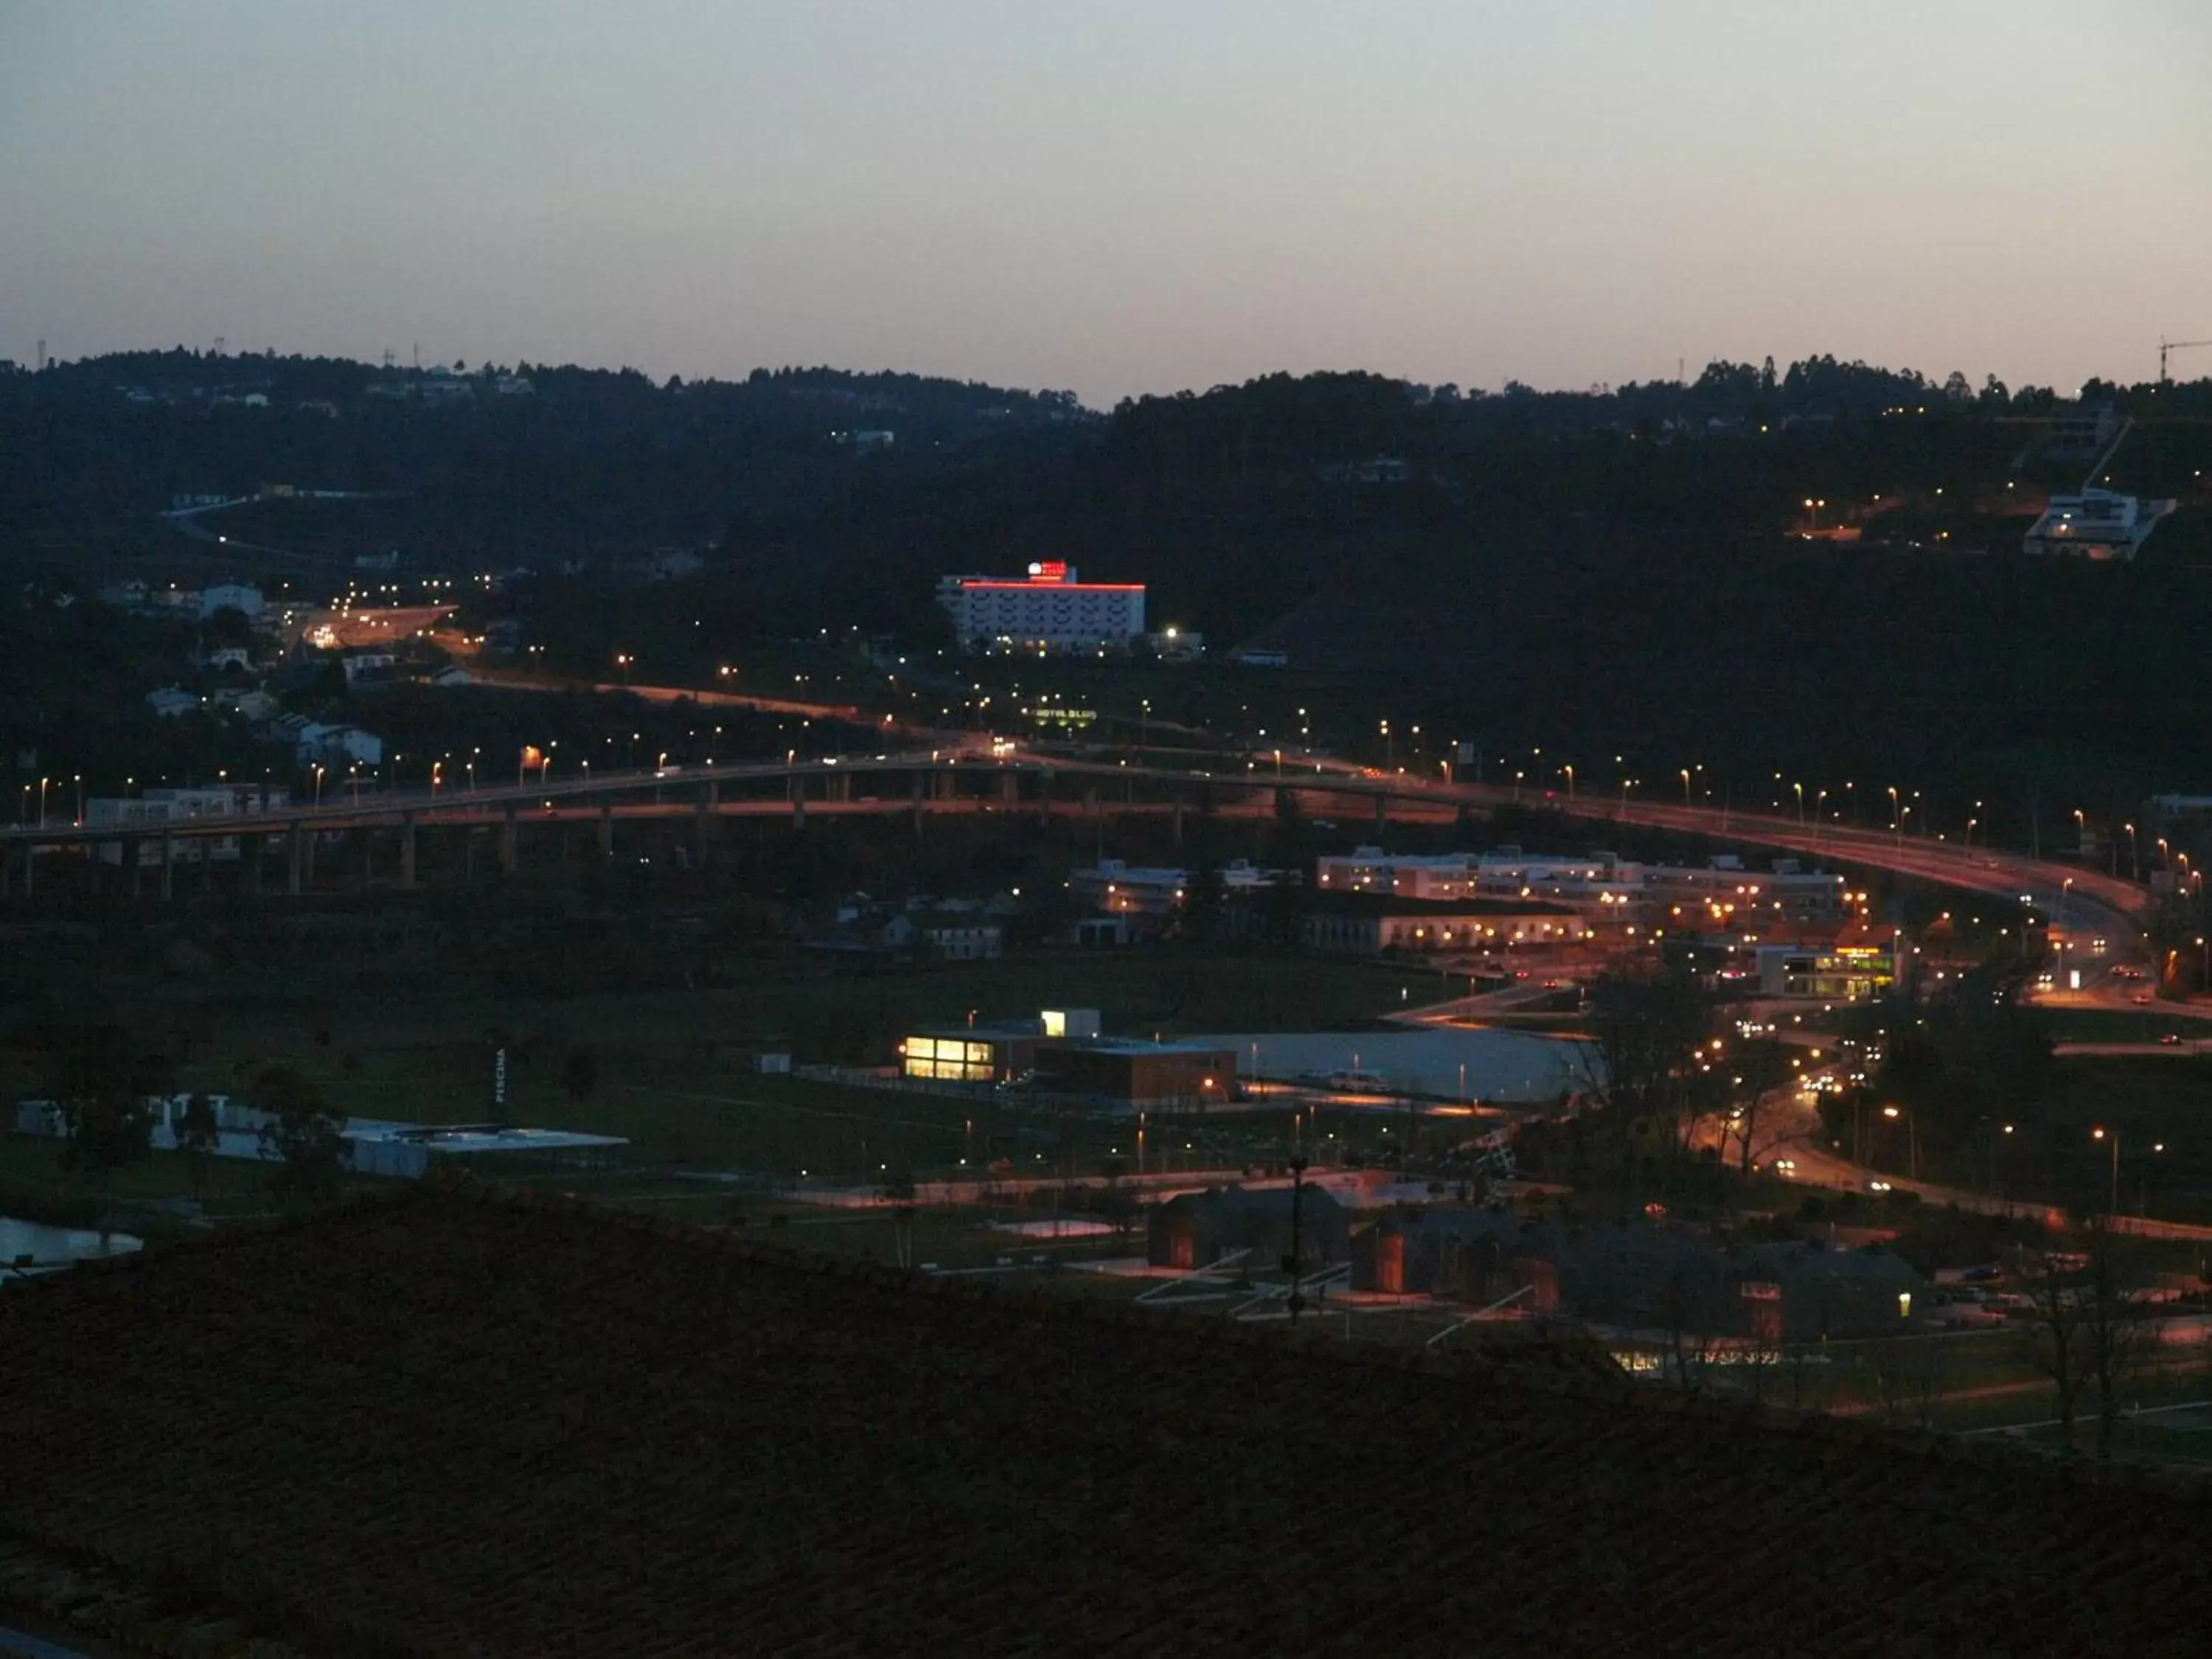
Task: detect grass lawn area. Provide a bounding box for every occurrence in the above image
[55,947,1435,1181]
[2034,1059,2212,1224]
[2034,1007,2212,1043]
[0,1132,397,1234]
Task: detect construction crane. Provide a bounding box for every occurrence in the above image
[2159,336,2212,383]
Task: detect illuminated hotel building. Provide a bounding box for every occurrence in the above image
[937,562,1145,652]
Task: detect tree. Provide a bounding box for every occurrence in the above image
[562,1045,599,1102]
[2017,1245,2087,1453]
[41,1022,167,1228]
[1180,857,1228,947]
[1657,1253,1731,1393]
[1579,966,1716,1165]
[1725,1037,1798,1176]
[2078,1214,2160,1460]
[254,1066,352,1208]
[174,1091,220,1203]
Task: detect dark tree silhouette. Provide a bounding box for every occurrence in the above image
[174,1091,220,1203]
[254,1066,352,1209]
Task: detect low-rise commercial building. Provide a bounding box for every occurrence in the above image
[1318,846,1846,928]
[1148,1185,1351,1273]
[83,785,293,863]
[897,1010,1229,1106]
[1069,858,1276,928]
[1301,891,1590,956]
[199,582,265,618]
[1352,1209,1924,1341]
[1030,1039,1237,1108]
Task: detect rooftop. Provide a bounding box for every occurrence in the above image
[1,1186,2208,1656]
[1302,889,1582,917]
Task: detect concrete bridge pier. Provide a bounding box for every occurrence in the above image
[695,783,718,863]
[242,832,263,897]
[1373,793,1388,838]
[500,803,519,875]
[126,837,143,900]
[597,801,614,858]
[159,831,175,901]
[1172,801,1185,849]
[287,822,305,897]
[999,770,1018,803]
[400,813,418,889]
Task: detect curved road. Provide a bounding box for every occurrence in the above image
[0,739,2158,959]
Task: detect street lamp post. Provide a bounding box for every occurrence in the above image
[1562,763,1574,801]
[2093,1126,2118,1217]
[1882,1103,1918,1181]
[1680,768,1692,806]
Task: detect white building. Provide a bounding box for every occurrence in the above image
[1316,846,1844,925]
[281,718,384,767]
[922,921,1003,961]
[1314,848,1481,901]
[2022,489,2174,561]
[82,785,293,863]
[200,582,265,618]
[145,686,201,718]
[937,562,1145,653]
[1069,859,1273,922]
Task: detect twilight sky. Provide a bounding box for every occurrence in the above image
[4,1,2209,404]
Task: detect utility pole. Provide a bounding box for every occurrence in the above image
[1285,1150,1310,1327]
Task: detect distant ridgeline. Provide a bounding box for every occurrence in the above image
[2,351,2210,792]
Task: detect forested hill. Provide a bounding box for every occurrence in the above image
[0,352,1090,556]
[3,349,2208,657]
